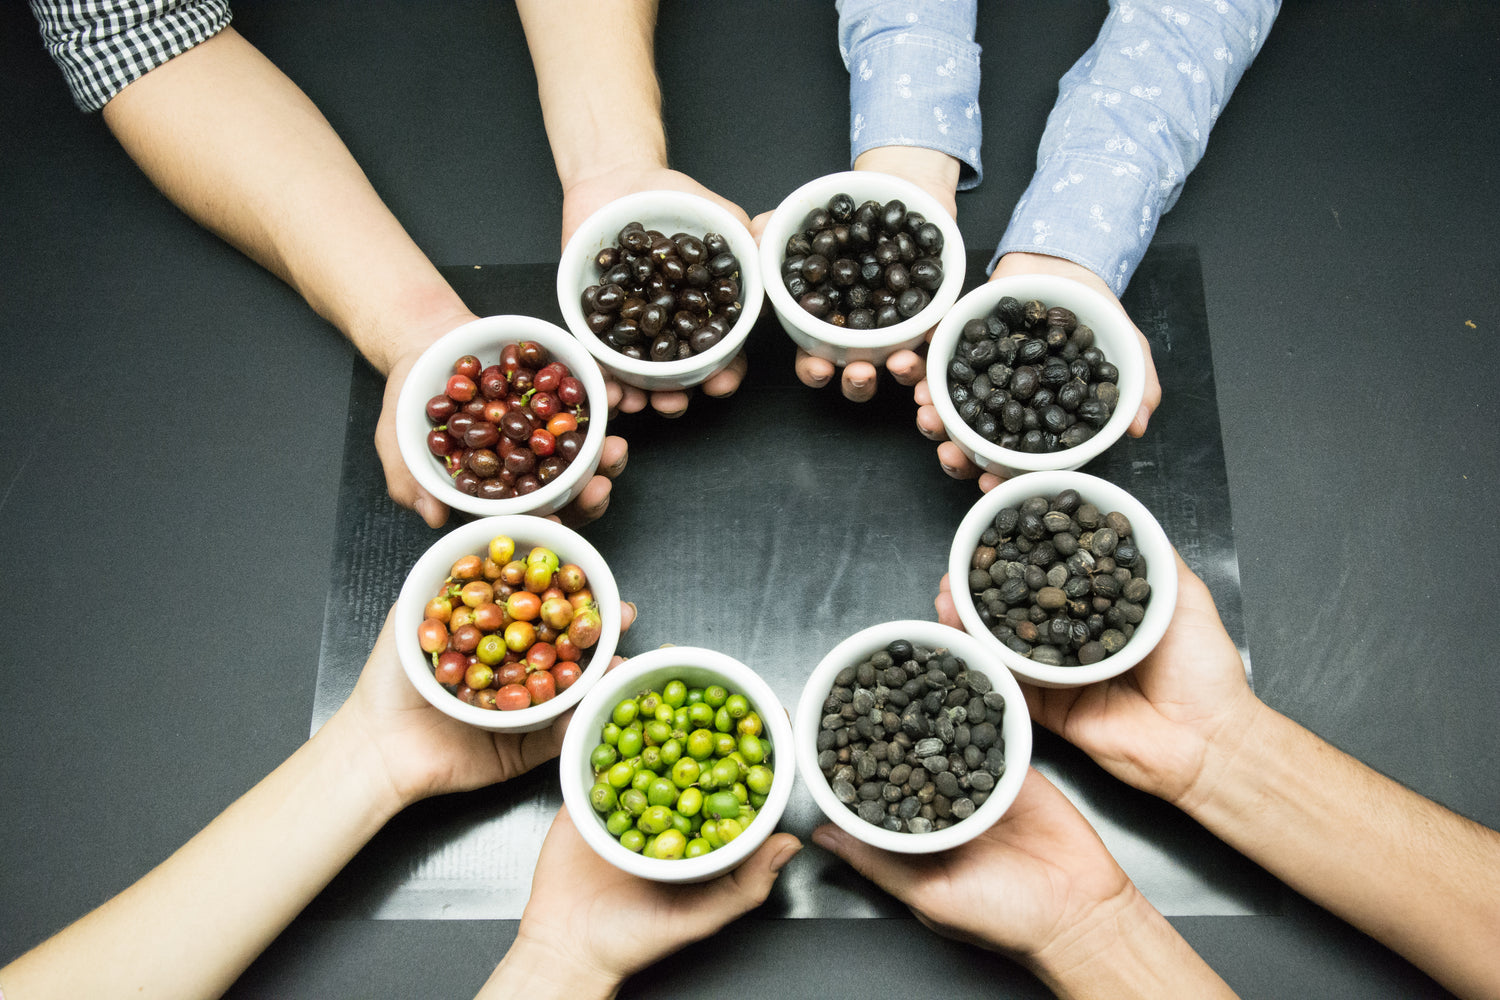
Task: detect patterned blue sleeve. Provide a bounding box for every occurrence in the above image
[838,0,983,190]
[994,0,1280,292]
[30,0,233,112]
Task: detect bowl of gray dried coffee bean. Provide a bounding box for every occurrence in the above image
[795,620,1031,854]
[947,470,1178,688]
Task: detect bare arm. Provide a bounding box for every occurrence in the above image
[1182,701,1500,1000]
[97,25,626,526]
[0,693,404,999]
[101,26,471,375]
[0,608,636,999]
[514,0,750,416]
[98,26,479,526]
[1008,556,1500,1000]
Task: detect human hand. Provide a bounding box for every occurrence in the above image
[936,552,1261,807]
[487,805,801,998]
[748,146,960,403]
[378,328,630,530]
[913,252,1163,489]
[562,164,752,419]
[814,768,1139,961]
[336,602,637,809]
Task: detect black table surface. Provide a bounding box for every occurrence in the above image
[2,4,1496,998]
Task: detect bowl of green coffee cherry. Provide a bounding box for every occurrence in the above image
[558,645,796,883]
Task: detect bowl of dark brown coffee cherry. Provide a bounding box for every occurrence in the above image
[558,190,763,392]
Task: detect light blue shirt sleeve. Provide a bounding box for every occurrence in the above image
[837,0,983,190]
[994,0,1281,293]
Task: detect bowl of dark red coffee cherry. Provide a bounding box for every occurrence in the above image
[558,190,763,392]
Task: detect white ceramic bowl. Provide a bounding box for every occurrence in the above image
[395,515,621,732]
[795,620,1031,854]
[557,190,763,392]
[759,170,966,367]
[929,275,1146,478]
[559,646,796,883]
[395,315,609,519]
[947,471,1177,689]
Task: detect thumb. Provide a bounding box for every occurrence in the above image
[703,832,802,918]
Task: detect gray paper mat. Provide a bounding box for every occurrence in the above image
[308,246,1277,919]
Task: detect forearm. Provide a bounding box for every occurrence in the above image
[0,708,403,1000]
[1183,702,1500,999]
[1028,887,1237,1000]
[838,0,981,191]
[515,0,667,189]
[994,0,1279,292]
[477,935,621,1000]
[101,27,469,372]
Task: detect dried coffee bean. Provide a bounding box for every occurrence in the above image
[819,640,1004,834]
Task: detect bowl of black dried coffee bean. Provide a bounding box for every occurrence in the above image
[928,275,1146,477]
[759,171,965,368]
[947,471,1177,688]
[557,190,763,392]
[795,620,1031,854]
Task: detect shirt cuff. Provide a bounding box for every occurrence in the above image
[35,0,233,112]
[846,28,982,189]
[991,151,1161,295]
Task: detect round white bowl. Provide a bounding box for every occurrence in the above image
[759,170,966,367]
[795,620,1031,854]
[947,471,1177,689]
[559,646,796,883]
[928,275,1146,479]
[557,190,763,392]
[395,315,610,519]
[395,515,621,732]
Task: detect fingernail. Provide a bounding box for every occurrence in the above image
[624,601,638,619]
[810,826,843,852]
[848,376,870,390]
[771,841,804,873]
[1136,405,1150,429]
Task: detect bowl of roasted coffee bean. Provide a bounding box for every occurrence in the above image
[947,471,1177,688]
[928,275,1146,477]
[759,170,966,367]
[396,315,609,518]
[795,620,1031,854]
[395,515,622,733]
[557,190,763,392]
[559,645,796,883]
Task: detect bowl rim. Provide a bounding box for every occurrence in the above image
[946,470,1178,688]
[394,515,621,732]
[928,274,1146,474]
[794,619,1033,854]
[558,645,797,883]
[394,315,610,518]
[555,189,764,385]
[758,169,967,352]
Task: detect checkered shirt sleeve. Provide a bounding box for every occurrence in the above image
[30,0,232,112]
